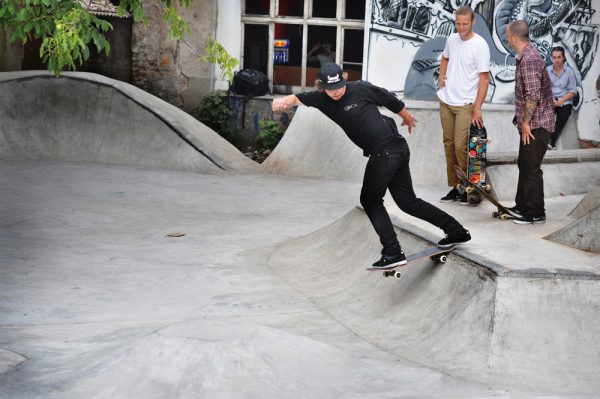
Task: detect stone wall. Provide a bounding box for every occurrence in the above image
[131,0,216,112]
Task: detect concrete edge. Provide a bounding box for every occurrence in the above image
[488,148,600,165]
[378,206,600,280]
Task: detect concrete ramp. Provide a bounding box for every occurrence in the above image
[265,102,518,186]
[545,191,600,253]
[0,71,259,173]
[62,319,475,399]
[268,207,600,395]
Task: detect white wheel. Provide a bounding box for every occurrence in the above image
[394,271,402,279]
[439,255,448,263]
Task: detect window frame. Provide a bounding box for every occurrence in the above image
[241,0,365,93]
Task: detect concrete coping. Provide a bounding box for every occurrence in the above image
[489,148,600,165]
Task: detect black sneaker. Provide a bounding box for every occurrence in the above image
[458,191,469,206]
[504,206,522,219]
[371,252,407,269]
[513,214,546,225]
[440,188,460,203]
[438,228,471,248]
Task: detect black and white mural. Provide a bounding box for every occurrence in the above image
[366,0,600,142]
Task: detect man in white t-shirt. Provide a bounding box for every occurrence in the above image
[437,5,490,204]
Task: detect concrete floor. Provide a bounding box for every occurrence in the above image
[0,160,514,399]
[1,72,599,398]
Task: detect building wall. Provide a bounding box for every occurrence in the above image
[0,29,23,71]
[131,0,218,111]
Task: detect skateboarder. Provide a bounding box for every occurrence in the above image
[272,63,471,269]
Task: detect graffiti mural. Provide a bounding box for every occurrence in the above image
[366,0,600,144]
[368,0,599,107]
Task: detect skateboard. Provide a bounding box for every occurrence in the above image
[455,166,515,220]
[366,246,455,279]
[464,124,490,205]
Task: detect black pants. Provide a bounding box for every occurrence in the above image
[515,128,551,217]
[550,104,572,147]
[360,136,462,257]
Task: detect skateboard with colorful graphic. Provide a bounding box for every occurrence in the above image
[366,246,455,279]
[464,124,490,205]
[455,166,515,220]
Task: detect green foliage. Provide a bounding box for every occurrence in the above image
[0,0,192,76]
[197,91,234,139]
[258,119,284,151]
[202,36,239,84]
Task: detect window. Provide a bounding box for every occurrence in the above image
[242,0,365,94]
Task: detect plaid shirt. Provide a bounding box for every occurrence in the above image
[513,43,555,133]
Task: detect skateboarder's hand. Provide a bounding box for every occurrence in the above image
[272,98,287,111]
[399,109,417,134]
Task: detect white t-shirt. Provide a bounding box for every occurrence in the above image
[437,33,490,106]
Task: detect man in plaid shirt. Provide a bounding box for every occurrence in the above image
[505,20,555,224]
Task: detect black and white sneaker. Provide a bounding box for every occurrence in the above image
[440,188,460,203]
[438,228,471,248]
[513,214,546,224]
[371,252,407,270]
[504,206,522,219]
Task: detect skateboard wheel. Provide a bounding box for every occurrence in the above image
[439,255,448,263]
[492,211,499,218]
[500,213,509,221]
[383,271,392,277]
[394,271,402,279]
[484,185,491,192]
[465,187,473,193]
[471,137,477,143]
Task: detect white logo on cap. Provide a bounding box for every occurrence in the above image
[327,73,341,84]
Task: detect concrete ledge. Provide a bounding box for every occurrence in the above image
[489,148,600,165]
[268,206,600,394]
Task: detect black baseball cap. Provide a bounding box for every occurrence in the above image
[317,63,346,90]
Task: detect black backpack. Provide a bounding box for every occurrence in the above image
[232,69,269,97]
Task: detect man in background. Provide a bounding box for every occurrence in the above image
[437,5,490,205]
[505,20,555,224]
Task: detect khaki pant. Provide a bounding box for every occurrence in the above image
[438,97,472,187]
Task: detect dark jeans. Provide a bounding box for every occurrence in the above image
[360,136,462,257]
[550,104,572,147]
[515,128,551,217]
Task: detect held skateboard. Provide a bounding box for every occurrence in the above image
[366,246,455,279]
[464,124,490,205]
[455,166,515,220]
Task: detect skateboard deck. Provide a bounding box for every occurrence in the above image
[455,166,515,220]
[366,246,455,279]
[464,124,490,205]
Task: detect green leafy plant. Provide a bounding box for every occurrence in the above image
[200,36,239,84]
[0,0,192,76]
[258,119,284,151]
[197,91,234,140]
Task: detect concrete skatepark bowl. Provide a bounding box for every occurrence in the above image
[1,72,600,398]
